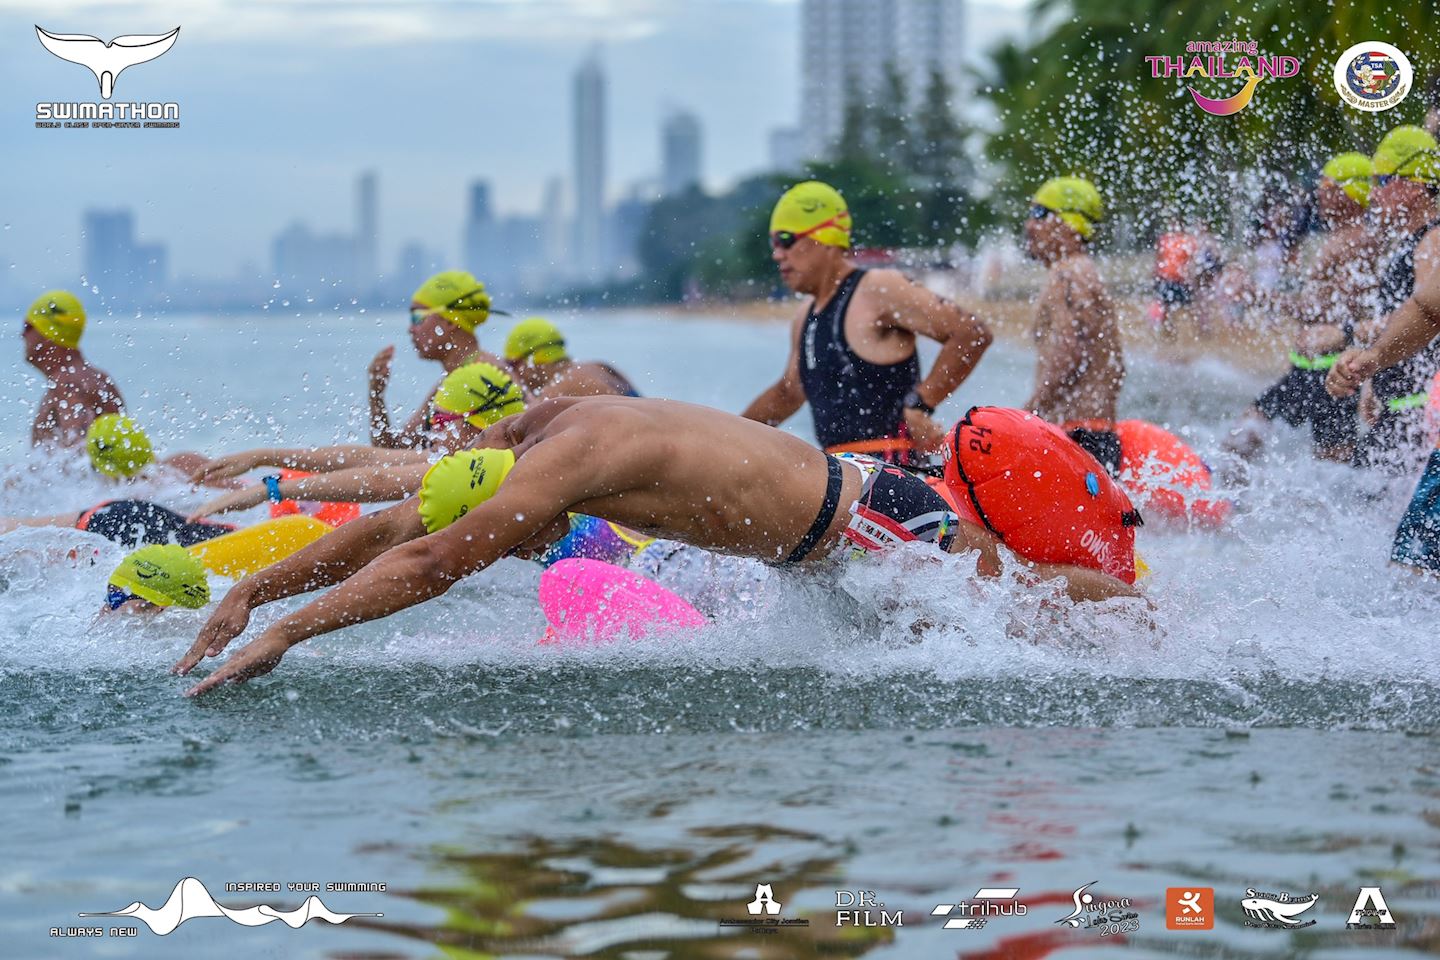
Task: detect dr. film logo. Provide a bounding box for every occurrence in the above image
[34,25,181,128]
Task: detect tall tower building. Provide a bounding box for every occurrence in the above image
[356,170,378,288]
[660,109,702,195]
[572,49,607,276]
[462,179,503,284]
[798,0,965,160]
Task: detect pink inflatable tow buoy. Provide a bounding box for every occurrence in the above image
[538,558,706,645]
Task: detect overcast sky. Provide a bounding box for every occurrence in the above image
[0,0,1026,288]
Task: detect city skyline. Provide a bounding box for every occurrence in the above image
[1,0,1027,300]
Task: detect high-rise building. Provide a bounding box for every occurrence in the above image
[356,170,378,288]
[798,0,965,160]
[82,209,167,298]
[660,109,702,195]
[768,126,805,172]
[462,179,502,282]
[572,49,607,276]
[540,176,568,269]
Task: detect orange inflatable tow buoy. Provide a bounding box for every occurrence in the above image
[268,468,361,527]
[941,407,1141,584]
[1114,420,1230,528]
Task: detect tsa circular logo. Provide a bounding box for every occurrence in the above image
[1334,42,1411,112]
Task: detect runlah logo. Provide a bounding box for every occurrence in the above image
[34,25,181,128]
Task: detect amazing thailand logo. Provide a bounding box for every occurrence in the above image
[1145,40,1301,116]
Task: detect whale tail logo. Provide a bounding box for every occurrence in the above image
[35,25,179,100]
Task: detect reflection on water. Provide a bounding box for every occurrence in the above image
[351,828,894,958]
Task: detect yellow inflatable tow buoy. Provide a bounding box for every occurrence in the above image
[188,514,332,579]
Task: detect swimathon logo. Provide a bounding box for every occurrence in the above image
[1145,40,1301,116]
[34,25,180,129]
[1333,42,1412,112]
[59,877,383,937]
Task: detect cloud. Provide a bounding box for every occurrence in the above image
[5,0,693,46]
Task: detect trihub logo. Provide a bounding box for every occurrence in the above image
[932,888,1026,930]
[34,25,180,129]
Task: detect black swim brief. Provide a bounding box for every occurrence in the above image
[76,500,235,549]
[1254,365,1359,451]
[783,456,845,564]
[1066,427,1123,477]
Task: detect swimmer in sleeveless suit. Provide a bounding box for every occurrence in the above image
[742,181,992,466]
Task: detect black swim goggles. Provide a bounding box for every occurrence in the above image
[410,286,510,326]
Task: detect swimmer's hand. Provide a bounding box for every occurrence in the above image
[182,628,292,697]
[1326,348,1377,398]
[189,451,262,485]
[902,407,945,454]
[173,585,255,675]
[189,485,267,520]
[368,346,395,399]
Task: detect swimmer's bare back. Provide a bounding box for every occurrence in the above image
[1029,254,1124,423]
[32,364,123,447]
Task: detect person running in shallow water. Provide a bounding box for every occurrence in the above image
[1023,177,1126,476]
[21,290,125,448]
[1326,135,1440,573]
[1224,152,1380,465]
[368,270,509,450]
[173,396,1140,696]
[742,181,992,466]
[504,317,640,399]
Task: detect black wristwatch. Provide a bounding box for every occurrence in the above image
[903,389,935,416]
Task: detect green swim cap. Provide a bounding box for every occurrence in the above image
[417,448,517,534]
[433,362,526,428]
[25,290,86,349]
[109,544,210,609]
[412,271,494,333]
[1033,177,1103,240]
[86,414,154,478]
[1322,152,1373,207]
[770,181,852,248]
[1373,126,1440,184]
[504,317,569,364]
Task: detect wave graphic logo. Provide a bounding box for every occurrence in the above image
[79,877,383,936]
[35,25,179,99]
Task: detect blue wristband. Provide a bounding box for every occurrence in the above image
[263,475,283,503]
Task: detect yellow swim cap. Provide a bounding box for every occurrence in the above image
[504,317,569,364]
[1033,177,1103,240]
[108,544,210,609]
[1322,152,1373,207]
[1373,126,1440,184]
[770,181,852,249]
[433,362,527,428]
[412,270,494,333]
[86,414,154,478]
[417,448,517,533]
[25,290,86,349]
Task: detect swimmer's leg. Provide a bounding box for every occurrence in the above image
[0,512,89,535]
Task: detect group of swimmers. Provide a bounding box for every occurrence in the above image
[11,121,1440,694]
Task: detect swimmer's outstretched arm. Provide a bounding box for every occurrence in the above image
[949,520,1138,603]
[189,462,431,518]
[173,498,430,677]
[182,437,588,697]
[190,445,426,484]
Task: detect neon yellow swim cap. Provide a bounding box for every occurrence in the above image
[770,181,852,249]
[433,362,526,428]
[417,448,517,533]
[1373,126,1440,184]
[86,414,154,478]
[25,290,86,349]
[1033,177,1103,240]
[1322,152,1373,207]
[412,271,494,333]
[504,317,569,364]
[108,544,210,609]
